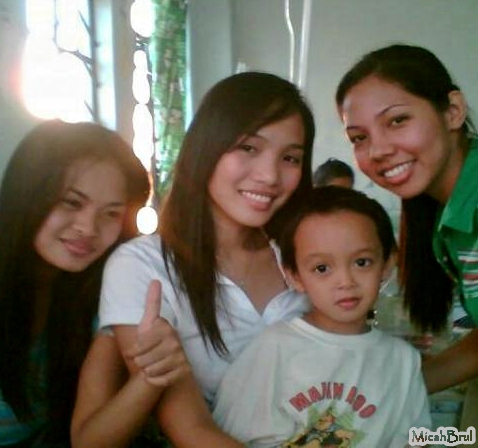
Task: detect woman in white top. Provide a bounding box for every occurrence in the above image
[72,71,315,447]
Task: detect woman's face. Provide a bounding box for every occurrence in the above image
[34,158,128,272]
[208,113,305,231]
[339,75,459,201]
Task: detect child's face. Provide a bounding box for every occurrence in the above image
[288,210,387,334]
[34,158,128,272]
[207,113,305,232]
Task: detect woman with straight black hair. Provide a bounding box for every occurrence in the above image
[0,120,154,446]
[336,43,478,393]
[72,71,315,447]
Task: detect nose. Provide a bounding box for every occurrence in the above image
[251,151,279,185]
[336,267,356,289]
[368,131,394,160]
[73,208,99,237]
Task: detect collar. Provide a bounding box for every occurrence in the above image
[438,138,478,233]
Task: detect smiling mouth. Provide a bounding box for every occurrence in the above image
[63,239,95,257]
[240,190,274,204]
[382,161,413,178]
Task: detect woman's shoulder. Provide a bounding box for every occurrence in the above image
[102,234,167,276]
[112,234,163,259]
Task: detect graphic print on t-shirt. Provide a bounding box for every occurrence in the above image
[281,404,365,447]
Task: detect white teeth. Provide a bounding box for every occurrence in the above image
[384,161,412,178]
[241,191,272,203]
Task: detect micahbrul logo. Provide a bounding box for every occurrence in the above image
[409,426,476,446]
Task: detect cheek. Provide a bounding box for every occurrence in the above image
[98,220,124,251]
[33,228,47,257]
[33,211,62,248]
[282,167,302,194]
[354,151,373,176]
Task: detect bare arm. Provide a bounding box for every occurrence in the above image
[423,327,478,393]
[71,280,190,448]
[156,373,245,448]
[113,288,245,447]
[71,334,164,448]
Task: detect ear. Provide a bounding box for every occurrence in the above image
[445,90,467,131]
[284,267,306,293]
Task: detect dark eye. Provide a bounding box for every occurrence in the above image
[314,264,328,274]
[390,115,408,126]
[356,258,372,268]
[62,198,82,209]
[105,210,123,219]
[283,153,302,165]
[348,134,366,145]
[237,143,256,153]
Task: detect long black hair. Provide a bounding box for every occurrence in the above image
[159,71,315,355]
[0,120,149,440]
[336,44,476,332]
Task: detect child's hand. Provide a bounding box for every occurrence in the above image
[128,280,190,387]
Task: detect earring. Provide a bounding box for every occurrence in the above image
[366,309,378,327]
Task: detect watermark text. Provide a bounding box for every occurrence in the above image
[409,426,476,446]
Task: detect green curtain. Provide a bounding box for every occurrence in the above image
[149,0,187,199]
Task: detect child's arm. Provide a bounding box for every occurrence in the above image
[71,280,190,448]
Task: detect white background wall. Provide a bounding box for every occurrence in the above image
[1,0,477,227]
[189,0,478,228]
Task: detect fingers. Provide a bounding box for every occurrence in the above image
[131,279,190,388]
[135,327,191,388]
[135,324,190,388]
[138,279,162,334]
[143,362,191,388]
[133,322,182,366]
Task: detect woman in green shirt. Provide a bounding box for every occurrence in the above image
[335,43,478,393]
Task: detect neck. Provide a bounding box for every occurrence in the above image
[304,311,370,335]
[215,225,269,257]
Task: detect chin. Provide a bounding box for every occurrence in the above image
[56,256,96,273]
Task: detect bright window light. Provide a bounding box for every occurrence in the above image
[136,206,158,235]
[22,0,95,122]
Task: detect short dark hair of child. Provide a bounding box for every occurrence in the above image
[279,186,396,272]
[313,158,354,187]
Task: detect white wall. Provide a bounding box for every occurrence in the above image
[2,1,477,226]
[189,0,478,229]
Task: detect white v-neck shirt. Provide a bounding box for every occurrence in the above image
[99,234,310,406]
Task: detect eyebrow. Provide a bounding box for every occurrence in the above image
[345,103,407,131]
[67,188,127,207]
[244,132,305,150]
[302,247,377,261]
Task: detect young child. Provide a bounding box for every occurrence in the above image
[213,186,431,448]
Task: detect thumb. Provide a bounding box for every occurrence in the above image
[138,279,162,334]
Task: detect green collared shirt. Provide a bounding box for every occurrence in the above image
[433,138,478,324]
